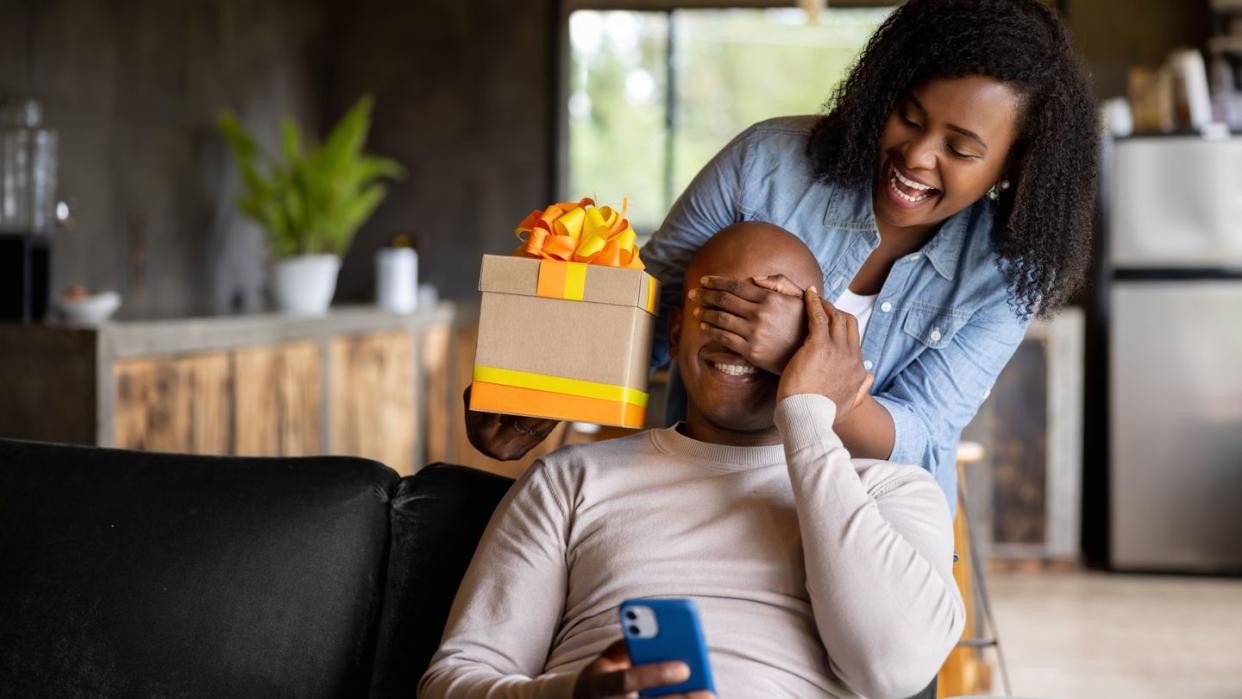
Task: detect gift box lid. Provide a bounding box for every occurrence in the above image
[478,254,658,315]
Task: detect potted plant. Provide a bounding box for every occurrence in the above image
[218,95,403,315]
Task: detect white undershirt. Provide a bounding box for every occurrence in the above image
[833,288,878,340]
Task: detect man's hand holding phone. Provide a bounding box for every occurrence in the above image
[573,640,713,699]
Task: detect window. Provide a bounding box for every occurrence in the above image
[565,7,893,235]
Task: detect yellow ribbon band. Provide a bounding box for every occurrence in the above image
[535,260,588,301]
[472,365,648,408]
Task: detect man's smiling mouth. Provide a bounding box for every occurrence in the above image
[701,346,764,382]
[706,358,758,377]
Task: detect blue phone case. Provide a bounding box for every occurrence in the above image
[619,598,716,697]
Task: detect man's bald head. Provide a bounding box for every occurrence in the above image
[667,221,821,440]
[684,222,823,301]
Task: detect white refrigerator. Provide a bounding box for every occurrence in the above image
[1108,135,1242,572]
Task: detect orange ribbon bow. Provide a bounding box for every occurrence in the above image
[514,197,644,270]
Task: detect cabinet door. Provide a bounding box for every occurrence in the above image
[233,341,322,457]
[113,352,233,454]
[1111,282,1242,570]
[330,331,415,475]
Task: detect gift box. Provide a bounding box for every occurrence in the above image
[470,198,659,428]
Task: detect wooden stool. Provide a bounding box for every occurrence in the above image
[938,442,1012,698]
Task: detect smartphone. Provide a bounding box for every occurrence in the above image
[619,598,716,697]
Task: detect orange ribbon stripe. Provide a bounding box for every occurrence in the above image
[471,381,645,429]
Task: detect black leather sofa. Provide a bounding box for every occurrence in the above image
[0,437,937,698]
[0,438,511,697]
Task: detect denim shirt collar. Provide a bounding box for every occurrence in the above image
[821,184,993,282]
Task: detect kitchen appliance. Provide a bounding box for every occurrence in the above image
[1105,134,1242,572]
[0,98,58,323]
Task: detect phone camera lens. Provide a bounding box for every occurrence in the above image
[628,625,640,635]
[625,610,637,620]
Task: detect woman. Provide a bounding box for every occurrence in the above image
[469,0,1097,506]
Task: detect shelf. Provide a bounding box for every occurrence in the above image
[1208,34,1242,53]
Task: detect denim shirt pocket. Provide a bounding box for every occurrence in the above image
[900,304,969,351]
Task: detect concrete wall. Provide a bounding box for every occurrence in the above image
[0,0,1210,316]
[0,0,325,318]
[0,0,554,317]
[324,0,556,303]
[1067,0,1211,99]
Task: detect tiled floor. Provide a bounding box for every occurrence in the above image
[978,571,1242,699]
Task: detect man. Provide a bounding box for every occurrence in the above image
[420,223,963,698]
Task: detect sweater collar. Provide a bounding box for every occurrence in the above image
[649,424,786,470]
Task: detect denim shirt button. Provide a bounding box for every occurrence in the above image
[930,328,942,342]
[863,359,874,371]
[880,301,893,313]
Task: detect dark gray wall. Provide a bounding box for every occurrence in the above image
[0,0,325,318]
[325,0,556,303]
[1067,0,1211,99]
[0,0,1208,316]
[0,0,555,318]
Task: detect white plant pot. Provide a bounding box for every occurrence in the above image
[273,254,340,315]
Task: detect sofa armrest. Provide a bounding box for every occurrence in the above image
[369,463,515,698]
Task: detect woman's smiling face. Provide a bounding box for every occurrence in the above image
[873,76,1024,234]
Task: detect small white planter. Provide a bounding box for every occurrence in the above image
[273,254,340,315]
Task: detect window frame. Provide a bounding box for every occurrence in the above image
[551,1,896,226]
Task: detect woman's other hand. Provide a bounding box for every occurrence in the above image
[751,273,804,296]
[573,640,715,699]
[689,274,806,374]
[462,385,560,461]
[776,287,872,422]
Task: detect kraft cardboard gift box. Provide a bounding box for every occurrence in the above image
[469,254,659,428]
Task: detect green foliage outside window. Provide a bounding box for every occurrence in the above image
[568,8,892,235]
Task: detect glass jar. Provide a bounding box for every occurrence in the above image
[0,99,58,233]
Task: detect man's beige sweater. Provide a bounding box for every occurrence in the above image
[419,394,963,698]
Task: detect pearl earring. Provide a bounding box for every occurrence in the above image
[987,180,1011,201]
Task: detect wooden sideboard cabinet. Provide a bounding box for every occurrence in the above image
[0,306,470,476]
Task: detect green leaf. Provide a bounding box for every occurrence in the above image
[280,118,303,164]
[218,111,259,161]
[320,95,373,173]
[216,94,402,260]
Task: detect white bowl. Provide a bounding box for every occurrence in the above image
[59,291,121,325]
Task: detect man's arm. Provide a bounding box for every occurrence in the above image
[772,290,962,698]
[418,460,577,699]
[774,393,963,699]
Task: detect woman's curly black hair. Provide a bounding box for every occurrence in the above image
[808,0,1098,318]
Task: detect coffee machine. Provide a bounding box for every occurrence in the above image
[0,98,58,323]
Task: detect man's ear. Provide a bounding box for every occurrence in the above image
[667,306,682,356]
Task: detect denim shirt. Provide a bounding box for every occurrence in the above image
[643,116,1031,505]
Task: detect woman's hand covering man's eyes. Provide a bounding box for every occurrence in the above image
[689,274,808,374]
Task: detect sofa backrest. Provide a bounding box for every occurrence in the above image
[369,463,515,697]
[0,438,399,697]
